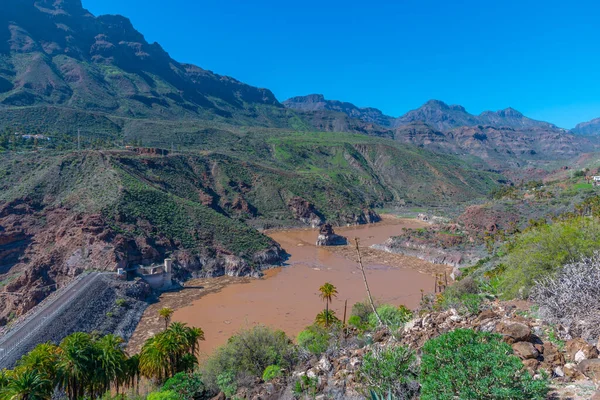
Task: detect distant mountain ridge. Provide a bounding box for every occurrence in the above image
[284,95,561,132]
[572,118,600,135]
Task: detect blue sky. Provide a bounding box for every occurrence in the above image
[83,0,600,128]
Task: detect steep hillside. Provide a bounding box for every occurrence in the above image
[0,0,295,129]
[0,132,504,325]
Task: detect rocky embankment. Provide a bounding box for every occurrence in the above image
[234,302,600,400]
[0,197,287,326]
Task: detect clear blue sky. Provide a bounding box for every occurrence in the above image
[83,0,600,128]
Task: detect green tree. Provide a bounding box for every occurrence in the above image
[318,282,338,327]
[0,369,52,400]
[158,308,175,330]
[56,332,96,400]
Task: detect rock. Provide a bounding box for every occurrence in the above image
[566,338,599,363]
[512,342,539,360]
[306,369,317,379]
[522,359,540,374]
[496,322,531,343]
[563,363,584,380]
[534,343,544,354]
[554,366,565,377]
[349,357,361,369]
[373,329,390,343]
[591,391,600,400]
[578,359,600,383]
[316,223,348,246]
[317,356,332,372]
[211,393,226,400]
[541,343,565,369]
[476,309,498,321]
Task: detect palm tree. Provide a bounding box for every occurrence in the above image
[95,334,127,395]
[318,282,338,327]
[1,369,52,400]
[139,322,204,382]
[315,309,340,327]
[158,307,174,330]
[16,343,59,380]
[55,332,95,400]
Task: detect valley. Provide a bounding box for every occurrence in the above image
[1,0,600,399]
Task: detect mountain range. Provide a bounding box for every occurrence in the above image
[284,95,561,132]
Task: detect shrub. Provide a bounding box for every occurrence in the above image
[351,300,375,324]
[147,390,181,400]
[262,365,282,381]
[216,371,237,398]
[115,298,127,307]
[162,372,206,400]
[292,375,318,398]
[348,315,369,332]
[358,346,418,399]
[500,217,600,299]
[368,304,412,330]
[297,325,330,355]
[420,329,549,400]
[203,325,296,391]
[530,253,600,341]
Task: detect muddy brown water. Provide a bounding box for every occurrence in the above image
[165,217,441,358]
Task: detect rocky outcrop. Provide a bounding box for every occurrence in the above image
[316,223,348,246]
[287,197,323,227]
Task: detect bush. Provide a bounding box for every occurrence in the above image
[500,217,600,299]
[351,300,375,324]
[262,365,282,381]
[202,325,296,391]
[368,304,412,330]
[297,325,330,356]
[216,371,237,398]
[147,390,181,400]
[162,372,206,400]
[358,346,418,399]
[420,329,548,400]
[530,253,600,341]
[348,315,369,332]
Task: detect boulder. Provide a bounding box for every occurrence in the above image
[496,322,531,343]
[541,343,565,369]
[577,359,600,383]
[563,363,584,380]
[566,338,599,363]
[512,342,539,360]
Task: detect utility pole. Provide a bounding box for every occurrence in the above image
[77,128,81,151]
